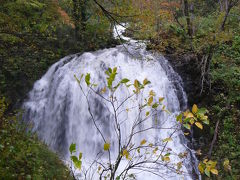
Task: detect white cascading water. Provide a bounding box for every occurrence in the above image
[23,25,200,179]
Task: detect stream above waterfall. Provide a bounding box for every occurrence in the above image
[23,25,200,180]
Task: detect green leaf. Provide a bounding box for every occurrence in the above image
[203,119,209,125]
[183,123,191,130]
[121,78,130,84]
[80,74,84,81]
[152,103,159,109]
[146,111,150,116]
[113,67,117,73]
[113,83,120,90]
[74,75,80,84]
[106,67,117,89]
[205,168,210,177]
[105,70,110,76]
[108,68,112,73]
[79,152,83,160]
[74,160,82,169]
[164,153,170,156]
[71,155,78,163]
[198,108,207,115]
[176,114,183,123]
[69,143,76,154]
[85,73,91,86]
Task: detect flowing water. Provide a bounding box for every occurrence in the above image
[23,25,200,179]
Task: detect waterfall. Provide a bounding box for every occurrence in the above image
[23,25,200,179]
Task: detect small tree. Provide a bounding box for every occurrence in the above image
[69,67,211,179]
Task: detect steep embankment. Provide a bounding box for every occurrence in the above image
[158,41,240,179]
[0,1,75,178]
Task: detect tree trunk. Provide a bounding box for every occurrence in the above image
[80,0,88,32]
[190,2,195,35]
[73,0,80,40]
[219,0,223,11]
[220,0,240,31]
[221,6,230,31]
[72,0,88,40]
[183,0,193,37]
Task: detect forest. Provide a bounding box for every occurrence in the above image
[0,0,239,179]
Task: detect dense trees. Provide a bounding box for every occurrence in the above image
[0,0,117,108]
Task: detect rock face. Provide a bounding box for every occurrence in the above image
[165,53,202,107]
[165,53,209,150]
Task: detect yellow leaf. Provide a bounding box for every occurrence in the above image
[159,97,164,103]
[223,159,231,171]
[103,143,110,151]
[148,96,153,106]
[186,112,194,118]
[189,118,195,125]
[153,147,158,154]
[140,139,147,145]
[134,80,139,88]
[122,149,128,156]
[163,137,172,143]
[100,87,106,94]
[203,159,208,164]
[195,122,203,129]
[149,90,156,96]
[198,163,204,174]
[163,156,170,162]
[162,105,166,110]
[223,159,229,166]
[208,160,217,168]
[210,169,218,175]
[134,80,140,93]
[177,162,182,170]
[184,132,189,136]
[122,149,130,160]
[202,115,208,120]
[192,104,198,114]
[143,78,150,85]
[183,110,189,117]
